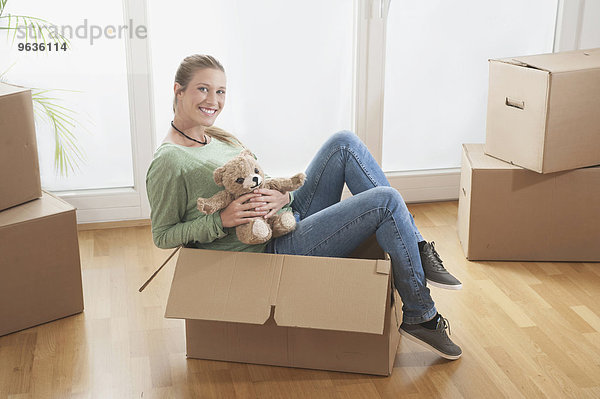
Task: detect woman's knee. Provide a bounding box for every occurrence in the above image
[370,186,407,211]
[327,130,364,150]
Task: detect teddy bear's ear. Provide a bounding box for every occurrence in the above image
[213,166,225,186]
[240,149,253,158]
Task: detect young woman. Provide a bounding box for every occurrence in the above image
[146,54,463,360]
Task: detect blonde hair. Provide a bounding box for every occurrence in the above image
[173,54,243,147]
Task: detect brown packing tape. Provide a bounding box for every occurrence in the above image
[268,255,284,306]
[375,259,390,275]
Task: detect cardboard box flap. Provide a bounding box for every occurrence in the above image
[496,48,600,73]
[466,144,521,170]
[0,191,74,228]
[165,249,283,324]
[274,256,390,335]
[166,249,392,335]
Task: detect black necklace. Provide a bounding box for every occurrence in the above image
[171,121,208,145]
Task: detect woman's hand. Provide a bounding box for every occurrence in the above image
[220,192,268,228]
[248,189,290,219]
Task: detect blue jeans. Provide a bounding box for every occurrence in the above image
[265,131,437,324]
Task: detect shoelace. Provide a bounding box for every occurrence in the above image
[436,315,452,336]
[424,241,446,272]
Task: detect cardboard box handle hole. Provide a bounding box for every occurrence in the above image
[505,97,525,110]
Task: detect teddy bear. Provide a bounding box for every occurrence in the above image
[197,149,306,245]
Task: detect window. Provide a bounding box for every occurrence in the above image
[1,0,135,190]
[4,0,585,221]
[381,0,558,172]
[148,0,355,176]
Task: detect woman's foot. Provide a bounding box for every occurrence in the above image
[399,314,462,360]
[419,241,462,290]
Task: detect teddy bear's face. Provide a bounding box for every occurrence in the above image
[213,150,265,197]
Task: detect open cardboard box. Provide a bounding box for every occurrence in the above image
[162,236,401,376]
[458,144,600,261]
[485,48,600,174]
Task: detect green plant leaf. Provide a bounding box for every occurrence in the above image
[1,1,82,176]
[31,89,86,177]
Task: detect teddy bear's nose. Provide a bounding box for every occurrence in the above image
[253,176,259,184]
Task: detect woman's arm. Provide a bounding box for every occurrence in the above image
[151,212,227,249]
[146,155,228,249]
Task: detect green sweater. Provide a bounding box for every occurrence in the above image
[146,139,293,252]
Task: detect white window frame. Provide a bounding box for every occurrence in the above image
[554,0,598,52]
[52,0,155,224]
[54,0,590,223]
[353,0,463,202]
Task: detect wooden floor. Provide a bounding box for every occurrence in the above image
[1,201,600,398]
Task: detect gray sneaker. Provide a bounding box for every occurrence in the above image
[420,241,462,290]
[400,315,462,360]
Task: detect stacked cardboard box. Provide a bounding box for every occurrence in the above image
[0,83,42,211]
[458,48,600,261]
[0,83,83,336]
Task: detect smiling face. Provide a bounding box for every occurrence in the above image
[174,67,226,128]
